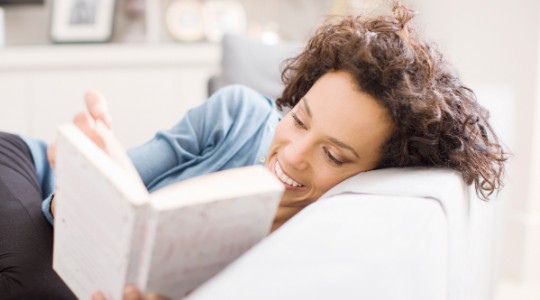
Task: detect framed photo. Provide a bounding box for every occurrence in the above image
[50,0,116,43]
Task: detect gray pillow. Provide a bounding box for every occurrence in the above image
[211,34,303,100]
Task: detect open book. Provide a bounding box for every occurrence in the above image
[52,123,284,300]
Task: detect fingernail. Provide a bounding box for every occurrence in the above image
[91,291,106,300]
[124,285,140,300]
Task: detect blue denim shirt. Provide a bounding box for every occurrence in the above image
[21,85,282,225]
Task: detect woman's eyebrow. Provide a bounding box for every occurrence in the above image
[302,97,360,159]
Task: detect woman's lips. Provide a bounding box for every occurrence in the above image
[273,160,305,189]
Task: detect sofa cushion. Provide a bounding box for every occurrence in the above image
[316,168,497,300]
[186,167,497,300]
[187,192,447,300]
[211,34,303,99]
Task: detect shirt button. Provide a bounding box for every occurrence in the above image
[267,125,274,132]
[259,156,266,163]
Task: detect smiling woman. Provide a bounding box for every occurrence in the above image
[268,71,394,229]
[278,4,506,201]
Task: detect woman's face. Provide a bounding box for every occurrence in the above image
[266,71,394,207]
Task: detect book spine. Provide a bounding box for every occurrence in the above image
[125,204,158,290]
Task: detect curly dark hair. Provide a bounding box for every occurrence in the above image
[276,2,507,200]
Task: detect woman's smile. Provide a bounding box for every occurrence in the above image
[272,159,306,189]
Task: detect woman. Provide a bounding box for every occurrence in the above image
[0,3,505,300]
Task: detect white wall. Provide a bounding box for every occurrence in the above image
[407,0,540,291]
[2,1,50,44]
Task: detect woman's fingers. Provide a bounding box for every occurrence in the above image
[73,112,107,152]
[49,91,112,169]
[123,285,143,300]
[90,286,168,300]
[47,140,57,169]
[91,291,107,300]
[85,90,113,129]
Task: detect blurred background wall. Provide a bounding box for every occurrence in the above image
[2,0,336,45]
[405,2,540,299]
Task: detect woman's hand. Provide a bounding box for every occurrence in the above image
[47,90,113,169]
[92,286,169,300]
[47,91,113,216]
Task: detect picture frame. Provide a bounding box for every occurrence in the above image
[50,0,116,43]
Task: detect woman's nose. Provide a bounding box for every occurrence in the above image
[282,138,310,170]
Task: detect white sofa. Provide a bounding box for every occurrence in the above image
[195,35,500,299]
[186,168,499,300]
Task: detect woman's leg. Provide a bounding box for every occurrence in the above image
[0,132,75,300]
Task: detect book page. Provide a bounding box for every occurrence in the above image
[53,124,149,300]
[143,166,283,298]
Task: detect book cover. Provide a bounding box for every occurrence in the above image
[52,123,283,299]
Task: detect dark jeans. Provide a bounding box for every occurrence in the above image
[0,132,75,300]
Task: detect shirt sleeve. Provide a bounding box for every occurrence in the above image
[41,194,55,225]
[127,84,275,191]
[29,84,274,226]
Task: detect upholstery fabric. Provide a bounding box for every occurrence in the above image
[186,168,498,300]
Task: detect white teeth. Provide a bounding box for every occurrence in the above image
[275,162,303,187]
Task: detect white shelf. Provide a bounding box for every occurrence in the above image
[0,42,221,70]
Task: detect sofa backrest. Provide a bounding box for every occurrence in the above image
[323,168,499,300]
[187,168,499,300]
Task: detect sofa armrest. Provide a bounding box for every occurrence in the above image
[186,193,447,300]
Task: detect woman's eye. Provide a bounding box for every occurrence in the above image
[291,113,306,129]
[323,148,344,166]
